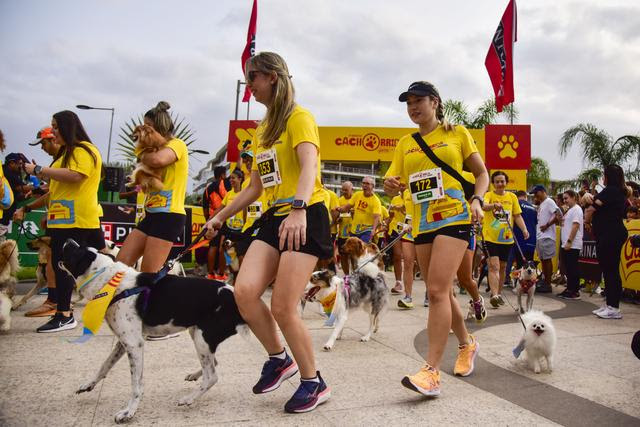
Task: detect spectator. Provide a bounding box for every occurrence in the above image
[336,181,354,274]
[14,127,61,317]
[586,164,629,319]
[558,190,584,300]
[0,153,35,236]
[626,205,639,221]
[529,185,562,293]
[203,165,231,280]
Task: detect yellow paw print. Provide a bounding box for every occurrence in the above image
[235,127,257,151]
[498,134,519,159]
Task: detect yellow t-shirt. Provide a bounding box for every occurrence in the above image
[385,125,478,236]
[482,190,522,244]
[145,138,188,215]
[48,143,102,229]
[337,194,354,238]
[251,105,324,216]
[222,188,244,231]
[350,191,382,234]
[402,189,415,242]
[388,194,405,235]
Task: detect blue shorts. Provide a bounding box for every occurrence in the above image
[350,230,372,243]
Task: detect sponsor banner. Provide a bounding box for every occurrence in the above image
[10,204,199,267]
[621,219,640,290]
[485,124,531,169]
[578,229,602,282]
[227,120,259,162]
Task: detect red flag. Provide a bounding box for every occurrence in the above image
[241,0,258,102]
[485,0,517,112]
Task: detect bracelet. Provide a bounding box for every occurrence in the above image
[470,195,484,208]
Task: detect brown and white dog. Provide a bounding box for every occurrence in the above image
[340,236,384,272]
[515,260,539,314]
[128,124,168,193]
[0,240,20,331]
[12,236,51,310]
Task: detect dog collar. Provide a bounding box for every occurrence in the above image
[77,267,107,291]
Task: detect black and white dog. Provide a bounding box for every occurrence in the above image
[60,239,246,423]
[304,262,388,351]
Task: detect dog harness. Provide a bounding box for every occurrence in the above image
[519,278,537,293]
[324,277,352,327]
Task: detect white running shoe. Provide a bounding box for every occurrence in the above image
[592,304,607,315]
[596,306,622,319]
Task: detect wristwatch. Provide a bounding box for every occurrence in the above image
[470,195,484,208]
[291,199,308,210]
[34,165,43,175]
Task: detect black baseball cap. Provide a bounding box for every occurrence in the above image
[528,185,547,194]
[399,81,440,102]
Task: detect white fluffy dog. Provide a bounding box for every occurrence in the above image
[514,310,557,373]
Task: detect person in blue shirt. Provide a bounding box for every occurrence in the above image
[505,190,538,280]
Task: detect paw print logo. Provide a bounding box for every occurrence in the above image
[362,133,380,151]
[498,134,519,159]
[235,127,257,152]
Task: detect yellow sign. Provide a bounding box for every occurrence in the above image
[621,219,640,291]
[318,126,486,163]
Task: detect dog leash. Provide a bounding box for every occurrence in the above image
[495,207,528,262]
[352,227,408,274]
[153,227,209,283]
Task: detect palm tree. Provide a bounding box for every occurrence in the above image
[558,123,640,180]
[443,98,519,128]
[116,113,200,164]
[527,157,551,188]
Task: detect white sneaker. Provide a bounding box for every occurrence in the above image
[596,306,622,319]
[592,304,607,315]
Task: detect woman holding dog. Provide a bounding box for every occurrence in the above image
[384,81,489,397]
[116,102,188,273]
[205,51,332,413]
[23,111,105,333]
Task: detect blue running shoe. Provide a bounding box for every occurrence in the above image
[284,371,331,413]
[252,354,298,394]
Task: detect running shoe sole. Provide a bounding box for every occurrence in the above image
[401,376,440,397]
[285,388,331,413]
[256,362,299,394]
[146,332,181,341]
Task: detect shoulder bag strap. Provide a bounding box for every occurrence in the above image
[411,132,470,189]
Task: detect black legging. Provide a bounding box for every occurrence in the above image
[596,226,628,308]
[49,228,105,312]
[561,248,580,293]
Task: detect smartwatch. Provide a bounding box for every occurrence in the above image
[291,199,308,210]
[470,195,484,208]
[34,165,43,175]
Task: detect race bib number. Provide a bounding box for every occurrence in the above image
[409,168,444,204]
[340,211,351,218]
[256,149,282,188]
[247,201,262,219]
[495,209,511,224]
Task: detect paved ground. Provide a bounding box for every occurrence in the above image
[1,274,639,426]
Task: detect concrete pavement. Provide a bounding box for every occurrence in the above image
[1,273,639,426]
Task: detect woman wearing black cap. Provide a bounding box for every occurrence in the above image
[384,81,489,397]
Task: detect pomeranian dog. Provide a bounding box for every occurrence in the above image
[0,240,20,331]
[128,124,168,192]
[515,260,539,314]
[514,310,557,374]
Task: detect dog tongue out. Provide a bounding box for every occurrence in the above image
[534,329,544,336]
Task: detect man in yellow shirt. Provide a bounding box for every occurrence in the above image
[482,171,529,308]
[337,176,381,244]
[336,181,354,274]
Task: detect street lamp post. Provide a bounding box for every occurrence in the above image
[76,104,115,164]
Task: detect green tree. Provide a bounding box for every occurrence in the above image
[116,113,200,164]
[558,123,640,180]
[527,157,551,188]
[443,98,519,128]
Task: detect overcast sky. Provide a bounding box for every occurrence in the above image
[2,0,639,190]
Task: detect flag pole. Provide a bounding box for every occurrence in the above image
[235,80,241,120]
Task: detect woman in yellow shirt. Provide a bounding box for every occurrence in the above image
[205,52,331,413]
[384,81,489,397]
[23,111,105,333]
[117,102,188,275]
